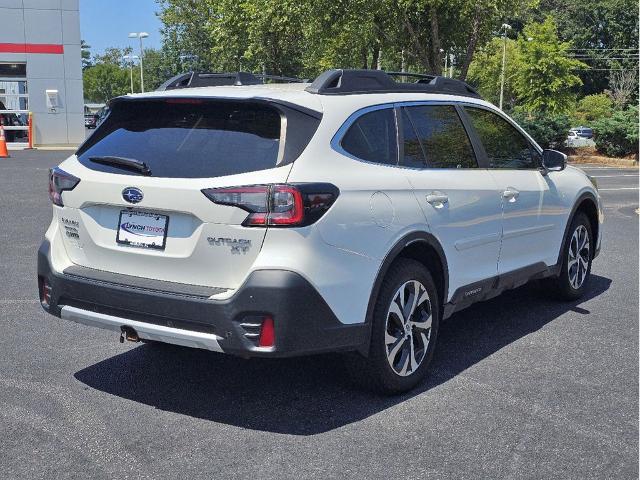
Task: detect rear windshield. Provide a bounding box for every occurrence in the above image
[77,99,283,178]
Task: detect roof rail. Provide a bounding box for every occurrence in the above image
[156,71,307,91]
[305,69,481,98]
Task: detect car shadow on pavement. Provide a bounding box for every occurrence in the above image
[74,274,611,435]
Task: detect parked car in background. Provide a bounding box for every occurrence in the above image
[0,99,24,142]
[84,114,99,129]
[570,126,594,139]
[565,130,596,148]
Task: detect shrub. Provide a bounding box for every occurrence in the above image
[510,110,571,149]
[592,107,639,157]
[573,94,613,123]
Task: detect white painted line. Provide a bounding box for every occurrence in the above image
[598,187,639,191]
[591,174,639,178]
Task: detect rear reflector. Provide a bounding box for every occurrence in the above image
[38,276,51,307]
[258,316,275,347]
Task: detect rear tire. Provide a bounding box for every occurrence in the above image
[347,259,440,394]
[551,212,593,300]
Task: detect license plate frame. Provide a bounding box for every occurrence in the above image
[116,210,169,250]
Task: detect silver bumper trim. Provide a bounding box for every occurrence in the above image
[60,305,224,352]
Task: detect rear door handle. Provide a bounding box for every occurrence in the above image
[502,188,520,202]
[426,192,449,207]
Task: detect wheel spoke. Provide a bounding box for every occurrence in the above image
[409,337,419,372]
[387,335,406,362]
[398,348,411,376]
[388,299,404,324]
[411,313,432,331]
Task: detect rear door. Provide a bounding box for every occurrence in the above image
[57,97,317,290]
[462,106,562,275]
[398,103,503,298]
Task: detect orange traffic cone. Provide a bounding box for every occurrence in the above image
[0,125,9,158]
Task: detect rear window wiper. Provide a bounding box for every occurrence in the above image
[88,156,152,176]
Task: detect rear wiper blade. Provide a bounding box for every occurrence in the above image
[88,156,152,176]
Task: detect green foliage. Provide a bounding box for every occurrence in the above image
[510,110,571,148]
[532,0,639,95]
[573,94,613,123]
[467,37,520,107]
[592,107,639,157]
[83,63,131,103]
[81,40,92,70]
[513,18,586,114]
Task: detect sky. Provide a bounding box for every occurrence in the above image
[79,0,163,56]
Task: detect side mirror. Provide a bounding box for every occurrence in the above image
[542,149,566,172]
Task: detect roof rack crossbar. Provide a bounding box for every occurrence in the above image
[156,71,307,91]
[305,69,481,98]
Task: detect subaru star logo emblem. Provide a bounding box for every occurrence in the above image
[122,187,143,204]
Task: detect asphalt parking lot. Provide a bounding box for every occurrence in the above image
[1,150,638,479]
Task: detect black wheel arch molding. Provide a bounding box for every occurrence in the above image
[557,190,601,265]
[364,230,449,330]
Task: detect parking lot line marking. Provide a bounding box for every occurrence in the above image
[591,174,639,178]
[598,187,639,191]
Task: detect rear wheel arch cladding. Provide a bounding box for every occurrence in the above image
[363,232,448,350]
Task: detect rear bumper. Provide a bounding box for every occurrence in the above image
[38,240,368,357]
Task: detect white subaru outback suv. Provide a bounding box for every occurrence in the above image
[38,69,602,393]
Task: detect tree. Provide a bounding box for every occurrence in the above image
[83,63,131,103]
[573,94,613,123]
[467,37,520,107]
[592,106,639,157]
[81,40,92,70]
[530,0,639,95]
[512,18,586,114]
[607,69,638,109]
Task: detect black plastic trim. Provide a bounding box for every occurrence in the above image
[38,240,367,358]
[443,262,560,318]
[306,69,482,98]
[365,231,449,334]
[556,191,600,266]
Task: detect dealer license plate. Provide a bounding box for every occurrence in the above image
[116,210,169,250]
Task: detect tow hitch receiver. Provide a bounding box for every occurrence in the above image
[119,326,140,343]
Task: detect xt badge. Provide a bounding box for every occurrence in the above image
[207,237,251,254]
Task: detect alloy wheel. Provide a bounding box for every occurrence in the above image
[385,280,432,377]
[568,224,590,290]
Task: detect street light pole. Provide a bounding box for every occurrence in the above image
[123,55,139,94]
[499,23,512,111]
[129,32,149,93]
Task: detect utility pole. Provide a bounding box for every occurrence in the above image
[499,23,512,110]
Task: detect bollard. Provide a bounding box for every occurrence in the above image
[26,112,34,149]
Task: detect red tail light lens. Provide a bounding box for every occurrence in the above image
[48,167,80,207]
[202,183,338,227]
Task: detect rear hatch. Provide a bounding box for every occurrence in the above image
[56,96,320,290]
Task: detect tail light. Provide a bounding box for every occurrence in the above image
[202,183,338,227]
[48,167,80,207]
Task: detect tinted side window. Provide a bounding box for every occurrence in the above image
[401,109,426,168]
[341,108,398,165]
[404,105,477,169]
[465,107,539,169]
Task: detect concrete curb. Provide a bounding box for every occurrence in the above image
[568,155,639,168]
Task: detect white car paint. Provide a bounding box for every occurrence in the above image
[45,82,602,328]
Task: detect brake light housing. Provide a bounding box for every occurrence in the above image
[48,167,80,207]
[202,183,338,227]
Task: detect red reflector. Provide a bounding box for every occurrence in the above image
[39,277,51,307]
[258,316,275,347]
